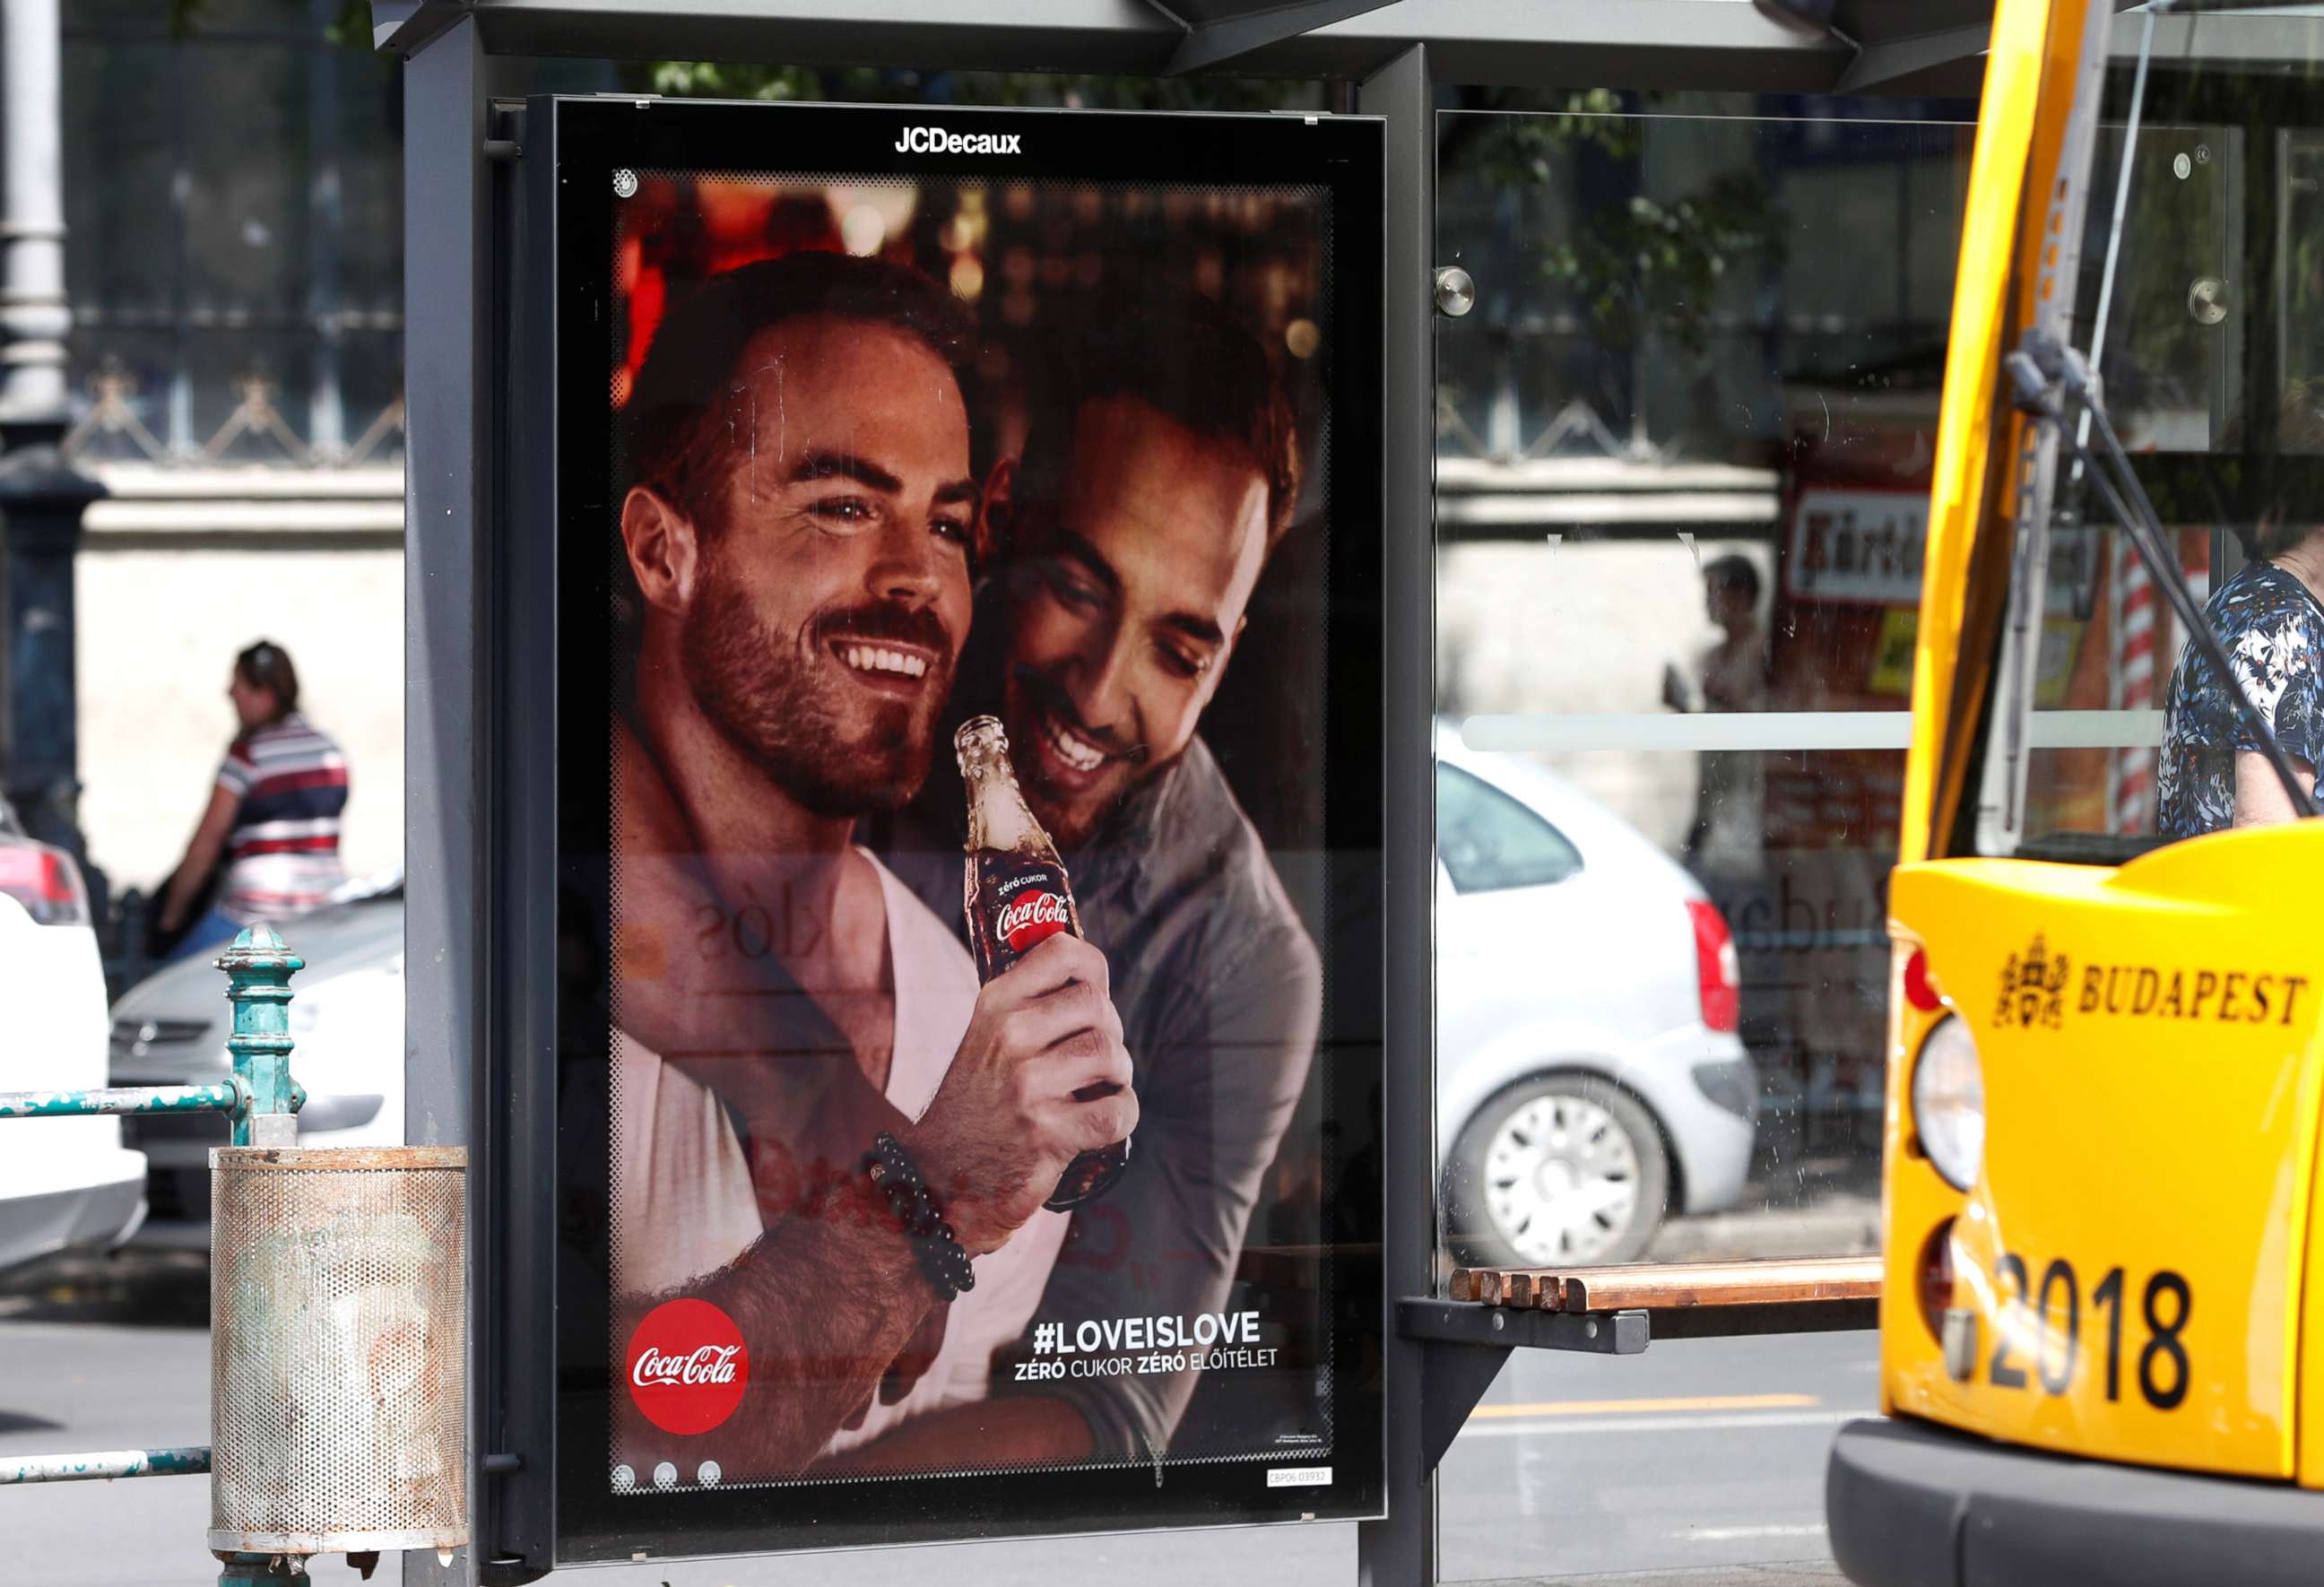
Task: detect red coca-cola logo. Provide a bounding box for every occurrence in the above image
[997,890,1070,954]
[625,1299,749,1435]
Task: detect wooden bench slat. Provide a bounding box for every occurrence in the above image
[1452,1256,1881,1314]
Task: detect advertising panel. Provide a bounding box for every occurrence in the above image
[538,98,1385,1562]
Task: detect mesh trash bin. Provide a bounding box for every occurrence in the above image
[208,1146,466,1557]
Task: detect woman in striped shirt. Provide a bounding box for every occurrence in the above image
[159,640,351,959]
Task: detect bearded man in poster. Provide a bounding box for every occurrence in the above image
[607,252,1139,1482]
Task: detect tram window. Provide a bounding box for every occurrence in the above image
[1984,76,2324,856]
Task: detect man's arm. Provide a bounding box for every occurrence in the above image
[2233,748,2318,828]
[619,1170,941,1478]
[813,920,1321,1474]
[620,932,1140,1479]
[991,918,1322,1463]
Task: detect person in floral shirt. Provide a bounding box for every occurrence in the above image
[2157,521,2324,837]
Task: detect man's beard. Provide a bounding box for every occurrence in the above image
[679,558,946,820]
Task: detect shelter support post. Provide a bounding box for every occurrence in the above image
[402,15,491,1587]
[1356,39,1436,1587]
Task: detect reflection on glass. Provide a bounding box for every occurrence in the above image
[1437,106,1972,1278]
[1667,555,1770,890]
[1435,741,1750,1267]
[59,11,408,464]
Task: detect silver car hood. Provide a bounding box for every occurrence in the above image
[108,898,403,1083]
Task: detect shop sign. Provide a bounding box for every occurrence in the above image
[1786,488,2095,613]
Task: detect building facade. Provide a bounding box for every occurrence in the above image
[63,4,408,895]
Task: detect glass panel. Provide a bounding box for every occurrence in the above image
[566,134,1375,1547]
[1437,105,1973,1281]
[62,41,178,314]
[1432,91,1975,1583]
[185,40,307,321]
[334,48,406,317]
[60,11,404,464]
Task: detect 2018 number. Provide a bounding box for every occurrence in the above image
[1986,1256,2189,1411]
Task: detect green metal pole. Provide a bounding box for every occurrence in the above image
[217,924,302,1147]
[0,924,320,1587]
[0,1447,210,1484]
[213,927,312,1584]
[0,1082,239,1119]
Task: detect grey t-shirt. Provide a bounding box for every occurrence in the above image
[881,734,1322,1461]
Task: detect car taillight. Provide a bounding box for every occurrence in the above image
[0,841,90,926]
[1686,898,1740,1033]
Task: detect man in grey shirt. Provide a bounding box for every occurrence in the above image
[854,293,1325,1470]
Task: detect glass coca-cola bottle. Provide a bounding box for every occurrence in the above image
[955,714,1132,1209]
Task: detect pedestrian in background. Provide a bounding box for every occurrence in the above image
[1663,553,1770,880]
[157,640,350,958]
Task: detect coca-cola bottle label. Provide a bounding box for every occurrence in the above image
[625,1297,750,1435]
[972,854,1080,976]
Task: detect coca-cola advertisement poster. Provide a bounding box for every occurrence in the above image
[542,100,1387,1561]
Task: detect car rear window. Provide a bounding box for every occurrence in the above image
[1437,762,1583,892]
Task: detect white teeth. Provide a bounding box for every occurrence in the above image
[1043,711,1106,772]
[837,643,929,681]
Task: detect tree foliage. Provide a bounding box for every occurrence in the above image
[1452,91,1787,360]
[1542,171,1786,355]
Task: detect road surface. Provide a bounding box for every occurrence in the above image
[0,1253,1871,1586]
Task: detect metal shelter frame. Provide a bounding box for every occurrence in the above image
[381,4,1974,1583]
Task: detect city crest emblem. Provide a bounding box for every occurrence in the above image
[1994,934,2071,1029]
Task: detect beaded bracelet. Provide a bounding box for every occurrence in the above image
[864,1132,976,1302]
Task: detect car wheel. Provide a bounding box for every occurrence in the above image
[1444,1074,1670,1268]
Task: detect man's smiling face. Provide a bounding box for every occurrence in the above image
[1001,393,1270,850]
[675,315,977,818]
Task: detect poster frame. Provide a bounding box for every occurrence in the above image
[497,92,1391,1569]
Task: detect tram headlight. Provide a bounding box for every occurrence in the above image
[1911,1015,1985,1192]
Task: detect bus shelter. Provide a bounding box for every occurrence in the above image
[380,4,2016,1583]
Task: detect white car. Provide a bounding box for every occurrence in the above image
[1437,726,1756,1266]
[108,876,403,1244]
[102,747,1749,1275]
[0,835,148,1271]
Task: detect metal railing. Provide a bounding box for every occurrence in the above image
[64,366,407,470]
[0,923,311,1584]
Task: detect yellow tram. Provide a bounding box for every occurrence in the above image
[1828,2,2324,1582]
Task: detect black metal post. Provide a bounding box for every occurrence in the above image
[402,16,490,1587]
[1356,40,1435,1587]
[0,423,99,861]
